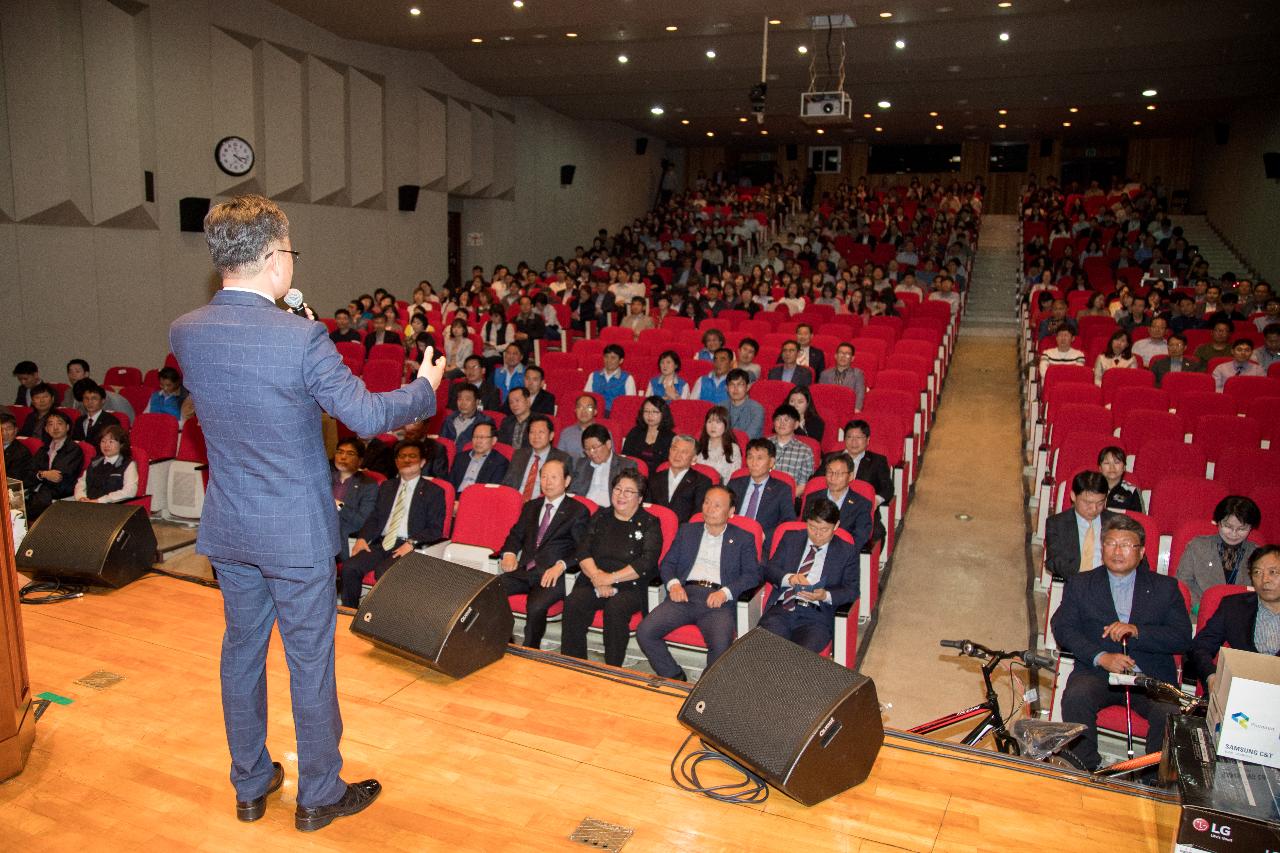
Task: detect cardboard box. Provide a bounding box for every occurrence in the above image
[1206,648,1280,770]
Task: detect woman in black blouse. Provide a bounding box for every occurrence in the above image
[787,386,825,444]
[621,396,675,477]
[560,469,662,666]
[1098,445,1143,513]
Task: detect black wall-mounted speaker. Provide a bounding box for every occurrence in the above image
[179,197,210,233]
[635,137,648,156]
[397,184,420,212]
[1040,138,1054,158]
[1264,152,1280,180]
[560,164,576,186]
[1214,122,1230,146]
[786,144,799,161]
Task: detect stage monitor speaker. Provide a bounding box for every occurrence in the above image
[785,143,799,162]
[677,628,883,806]
[1040,138,1054,158]
[1214,122,1230,146]
[560,164,576,186]
[16,502,157,589]
[350,553,513,679]
[635,137,648,156]
[179,196,209,232]
[397,184,420,212]
[1264,152,1280,180]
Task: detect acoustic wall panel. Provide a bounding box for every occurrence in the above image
[446,97,472,192]
[468,106,494,197]
[305,56,345,203]
[82,0,153,226]
[1,0,91,224]
[491,111,515,197]
[0,46,12,221]
[345,67,383,208]
[93,228,160,368]
[255,42,304,199]
[417,89,446,188]
[209,28,257,195]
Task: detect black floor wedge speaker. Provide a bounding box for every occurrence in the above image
[349,553,513,679]
[677,628,884,806]
[16,502,157,589]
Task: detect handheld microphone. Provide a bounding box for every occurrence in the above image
[284,288,316,320]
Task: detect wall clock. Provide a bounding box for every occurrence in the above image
[215,136,254,176]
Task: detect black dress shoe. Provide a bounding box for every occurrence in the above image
[295,779,382,832]
[236,762,284,822]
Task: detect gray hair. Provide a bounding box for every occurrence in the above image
[204,194,289,278]
[672,434,698,449]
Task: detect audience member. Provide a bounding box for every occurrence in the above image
[497,387,534,450]
[72,425,138,504]
[1176,495,1262,608]
[929,277,962,314]
[570,423,635,507]
[696,329,725,361]
[498,457,590,649]
[560,469,661,667]
[332,437,378,562]
[1150,333,1203,386]
[584,343,636,415]
[646,435,712,523]
[329,308,361,344]
[516,365,556,416]
[1188,546,1280,690]
[804,455,873,553]
[728,439,797,554]
[1093,330,1135,385]
[449,421,509,493]
[66,360,134,420]
[839,419,894,544]
[503,415,572,501]
[1037,299,1077,340]
[793,324,826,375]
[339,440,447,607]
[12,360,42,407]
[818,343,867,410]
[768,340,814,386]
[620,297,654,336]
[443,318,473,378]
[557,395,598,461]
[690,347,734,405]
[694,406,743,483]
[25,411,83,520]
[1038,329,1086,379]
[510,295,545,359]
[1,412,36,494]
[19,383,58,441]
[362,314,402,354]
[1052,515,1190,771]
[1256,323,1280,371]
[146,367,192,420]
[491,344,526,403]
[756,498,860,653]
[69,382,121,445]
[735,338,762,381]
[1194,320,1234,365]
[725,369,764,438]
[440,386,495,451]
[1130,317,1169,365]
[448,356,501,411]
[647,350,690,401]
[787,386,825,444]
[636,486,763,680]
[768,404,814,489]
[1044,471,1115,581]
[621,396,675,476]
[1211,338,1265,390]
[1097,446,1142,513]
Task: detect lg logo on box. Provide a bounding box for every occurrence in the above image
[1192,817,1231,838]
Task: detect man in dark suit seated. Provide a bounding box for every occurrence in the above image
[766,340,814,386]
[361,314,401,354]
[70,382,121,446]
[637,485,763,680]
[503,415,572,500]
[834,418,893,547]
[646,435,712,524]
[756,498,860,653]
[439,385,495,452]
[1051,515,1192,771]
[339,439,447,608]
[793,324,826,377]
[728,438,797,555]
[569,423,636,508]
[25,410,83,521]
[332,438,379,562]
[329,308,361,344]
[447,355,502,412]
[18,382,58,441]
[1188,546,1280,690]
[804,455,873,553]
[1044,471,1127,581]
[511,365,555,416]
[497,458,590,649]
[12,359,41,407]
[1,412,35,495]
[448,421,508,492]
[496,387,534,450]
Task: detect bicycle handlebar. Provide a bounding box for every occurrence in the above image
[939,639,965,650]
[939,639,1057,669]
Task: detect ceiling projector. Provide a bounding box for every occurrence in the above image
[800,91,853,124]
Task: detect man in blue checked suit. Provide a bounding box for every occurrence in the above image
[637,486,763,681]
[170,195,444,833]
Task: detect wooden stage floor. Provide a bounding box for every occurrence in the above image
[1,575,1179,851]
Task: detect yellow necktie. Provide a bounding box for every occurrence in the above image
[1079,523,1095,573]
[382,482,411,551]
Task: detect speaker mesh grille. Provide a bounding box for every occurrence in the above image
[679,629,865,780]
[16,502,154,587]
[357,553,494,657]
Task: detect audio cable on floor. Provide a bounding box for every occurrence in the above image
[669,732,769,805]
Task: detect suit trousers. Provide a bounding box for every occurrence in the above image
[636,585,736,678]
[560,575,647,667]
[212,557,347,810]
[497,568,566,649]
[756,602,833,653]
[1060,667,1179,770]
[339,540,403,608]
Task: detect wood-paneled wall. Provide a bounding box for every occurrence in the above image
[1127,137,1195,192]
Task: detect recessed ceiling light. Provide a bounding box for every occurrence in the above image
[761,129,769,135]
[1068,106,1079,113]
[665,25,678,32]
[997,108,1008,115]
[797,45,808,54]
[816,128,825,134]
[998,1,1012,6]
[512,0,523,6]
[680,119,690,125]
[738,116,748,123]
[877,100,891,109]
[706,49,717,59]
[650,106,664,115]
[999,32,1010,41]
[1133,120,1142,126]
[565,32,578,38]
[1146,103,1157,110]
[706,131,715,137]
[879,11,893,18]
[470,37,483,43]
[929,111,939,117]
[617,54,628,63]
[1142,88,1157,97]
[769,18,782,25]
[874,126,884,132]
[998,122,1007,129]
[409,6,421,16]
[895,39,906,49]
[935,124,944,130]
[1062,121,1071,127]
[499,35,514,41]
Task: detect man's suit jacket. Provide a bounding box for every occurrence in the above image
[660,521,763,600]
[502,446,573,492]
[448,450,509,492]
[728,475,797,554]
[802,490,873,553]
[763,530,860,614]
[766,364,814,386]
[1189,592,1278,684]
[1051,568,1191,685]
[70,410,120,446]
[333,470,379,560]
[170,289,435,565]
[568,454,636,499]
[363,329,402,353]
[647,467,712,524]
[356,475,447,548]
[849,451,894,503]
[795,346,826,377]
[1044,509,1125,581]
[1151,357,1204,387]
[447,380,501,412]
[496,413,530,448]
[4,440,36,491]
[525,389,556,416]
[440,411,495,450]
[499,494,590,574]
[31,440,84,500]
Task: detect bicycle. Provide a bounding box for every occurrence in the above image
[1092,672,1207,779]
[907,639,1089,771]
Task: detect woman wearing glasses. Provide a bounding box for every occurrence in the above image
[559,469,661,667]
[1176,495,1263,608]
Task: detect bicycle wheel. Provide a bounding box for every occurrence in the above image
[1044,750,1088,771]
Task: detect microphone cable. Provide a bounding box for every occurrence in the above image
[669,732,769,805]
[20,578,86,604]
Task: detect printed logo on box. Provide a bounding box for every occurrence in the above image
[1231,711,1250,729]
[1191,817,1233,840]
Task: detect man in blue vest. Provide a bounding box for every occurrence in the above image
[583,343,636,415]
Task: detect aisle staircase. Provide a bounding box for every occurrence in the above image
[961,214,1022,338]
[1172,214,1256,280]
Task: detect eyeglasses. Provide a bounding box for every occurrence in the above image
[1219,522,1253,536]
[612,487,640,497]
[1248,566,1280,581]
[265,248,301,262]
[1102,540,1141,552]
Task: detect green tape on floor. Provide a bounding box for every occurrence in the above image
[36,692,73,705]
